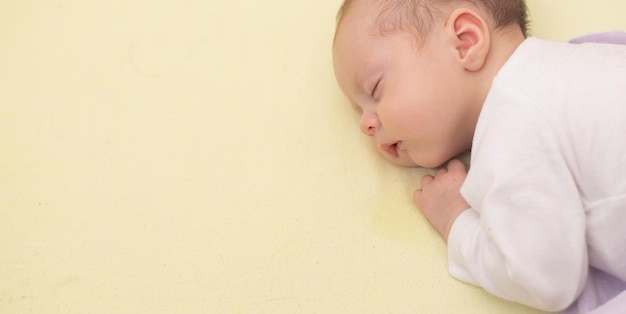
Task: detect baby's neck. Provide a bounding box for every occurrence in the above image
[486,28,526,78]
[474,28,525,106]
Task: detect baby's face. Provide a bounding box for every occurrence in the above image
[333,1,477,168]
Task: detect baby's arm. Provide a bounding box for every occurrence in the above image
[412,90,589,311]
[413,159,470,242]
[433,128,587,311]
[412,155,583,312]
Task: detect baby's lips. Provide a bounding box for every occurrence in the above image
[380,141,400,159]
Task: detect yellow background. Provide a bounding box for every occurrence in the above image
[1,0,624,313]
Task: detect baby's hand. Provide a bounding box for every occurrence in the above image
[413,159,471,242]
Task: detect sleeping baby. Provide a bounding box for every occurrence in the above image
[332,0,626,312]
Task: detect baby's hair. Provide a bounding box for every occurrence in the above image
[337,0,529,40]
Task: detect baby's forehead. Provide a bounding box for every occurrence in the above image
[338,0,381,25]
[335,0,383,44]
[334,14,373,56]
[338,0,430,41]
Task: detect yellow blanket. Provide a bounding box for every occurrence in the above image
[1,0,624,312]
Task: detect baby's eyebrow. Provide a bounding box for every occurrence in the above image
[356,60,381,95]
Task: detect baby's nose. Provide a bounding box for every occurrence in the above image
[360,112,380,136]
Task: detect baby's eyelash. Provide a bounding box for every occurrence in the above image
[371,80,380,97]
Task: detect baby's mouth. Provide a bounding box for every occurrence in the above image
[381,141,401,158]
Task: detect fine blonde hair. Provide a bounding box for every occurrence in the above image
[337,0,529,38]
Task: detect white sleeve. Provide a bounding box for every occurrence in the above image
[448,155,588,311]
[446,82,589,312]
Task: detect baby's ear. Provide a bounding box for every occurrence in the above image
[446,8,490,72]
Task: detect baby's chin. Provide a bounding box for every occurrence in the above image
[381,151,453,169]
[380,152,420,168]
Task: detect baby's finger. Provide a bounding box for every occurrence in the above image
[420,174,434,187]
[446,159,467,173]
[413,189,424,207]
[435,167,448,177]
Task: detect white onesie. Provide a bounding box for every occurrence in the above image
[447,38,626,312]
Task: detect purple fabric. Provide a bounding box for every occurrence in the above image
[563,268,626,314]
[569,31,626,45]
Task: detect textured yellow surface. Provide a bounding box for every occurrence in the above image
[526,0,626,40]
[1,1,624,313]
